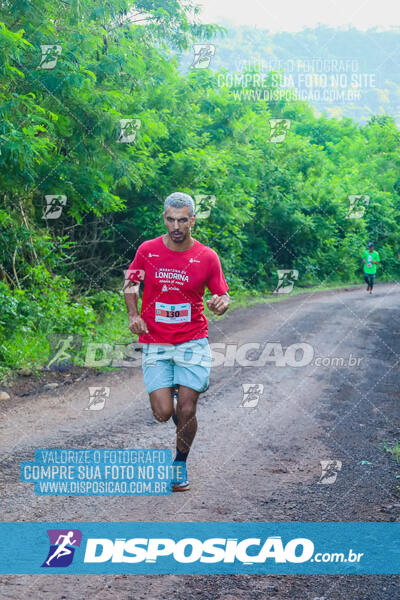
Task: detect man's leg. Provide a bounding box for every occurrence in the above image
[148,387,192,492]
[171,337,211,490]
[170,386,200,492]
[369,274,374,293]
[142,343,175,421]
[149,388,174,422]
[175,385,200,456]
[364,273,370,291]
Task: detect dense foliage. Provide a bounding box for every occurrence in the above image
[1,2,400,375]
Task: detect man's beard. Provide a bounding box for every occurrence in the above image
[170,230,187,243]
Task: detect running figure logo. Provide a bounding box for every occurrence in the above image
[318,460,342,485]
[45,334,81,371]
[274,270,299,294]
[42,529,82,568]
[42,194,67,219]
[124,268,145,294]
[190,44,216,69]
[194,194,216,219]
[345,194,370,219]
[241,383,264,408]
[38,44,62,69]
[117,118,141,144]
[86,386,110,410]
[268,119,291,143]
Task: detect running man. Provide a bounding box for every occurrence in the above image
[362,242,380,294]
[124,192,230,491]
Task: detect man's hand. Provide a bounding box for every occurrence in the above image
[206,293,230,316]
[129,315,149,335]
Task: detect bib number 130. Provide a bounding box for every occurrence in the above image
[155,302,191,323]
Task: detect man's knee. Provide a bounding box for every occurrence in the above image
[152,407,173,422]
[177,401,197,421]
[149,388,174,422]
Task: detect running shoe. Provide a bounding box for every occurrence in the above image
[172,479,190,492]
[171,460,189,492]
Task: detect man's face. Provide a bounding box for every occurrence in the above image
[369,246,374,252]
[163,206,195,244]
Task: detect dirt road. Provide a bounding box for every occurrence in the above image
[1,284,399,598]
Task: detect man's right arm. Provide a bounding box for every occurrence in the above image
[124,276,149,335]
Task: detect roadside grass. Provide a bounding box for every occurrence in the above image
[383,440,400,489]
[206,280,361,318]
[0,279,368,384]
[384,440,400,464]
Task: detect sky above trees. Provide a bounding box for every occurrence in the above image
[197,0,400,32]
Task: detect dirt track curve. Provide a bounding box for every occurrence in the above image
[1,284,399,599]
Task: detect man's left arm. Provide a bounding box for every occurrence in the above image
[206,251,230,315]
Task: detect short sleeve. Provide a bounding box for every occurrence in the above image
[127,244,146,283]
[207,251,229,296]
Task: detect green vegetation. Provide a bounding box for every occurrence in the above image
[384,440,400,465]
[1,2,400,380]
[384,440,400,488]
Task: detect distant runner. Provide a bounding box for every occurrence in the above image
[124,192,230,491]
[362,242,380,294]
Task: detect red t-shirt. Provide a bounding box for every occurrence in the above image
[128,235,229,345]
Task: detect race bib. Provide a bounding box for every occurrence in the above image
[155,302,191,324]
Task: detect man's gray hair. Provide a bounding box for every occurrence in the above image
[164,192,195,217]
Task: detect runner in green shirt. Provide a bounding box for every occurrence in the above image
[362,242,380,294]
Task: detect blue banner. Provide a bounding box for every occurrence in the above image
[20,449,179,496]
[0,522,398,574]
